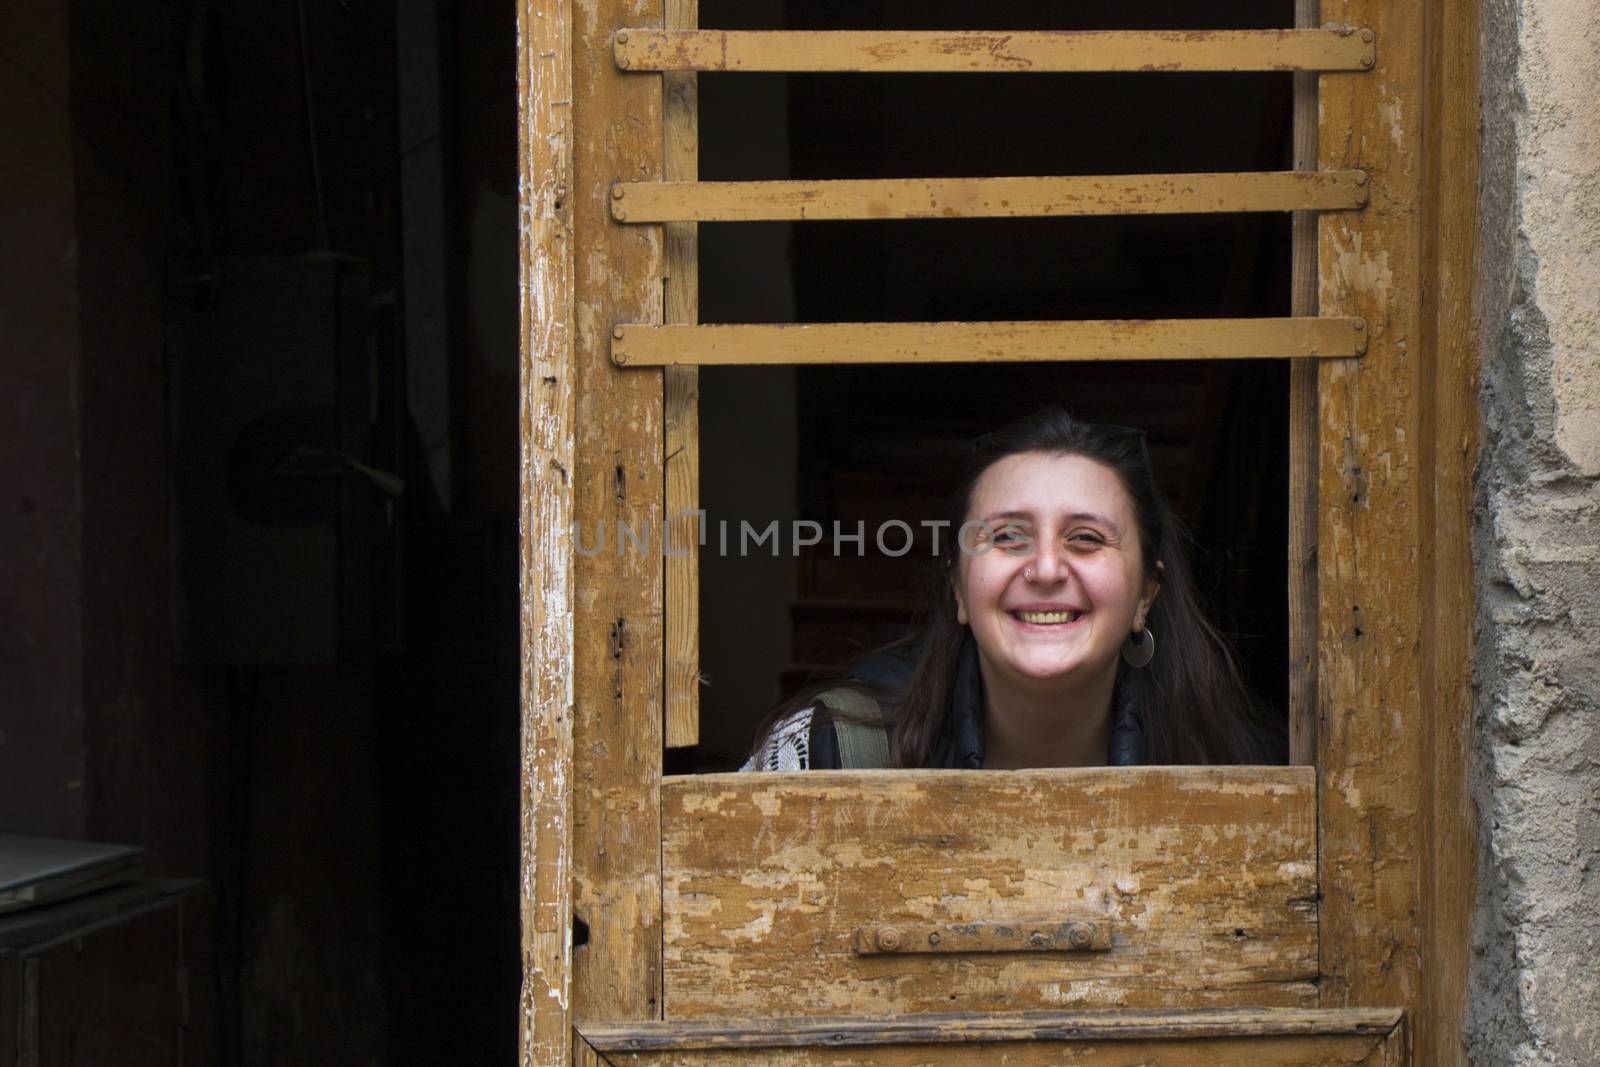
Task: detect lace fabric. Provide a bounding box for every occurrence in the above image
[740,707,815,772]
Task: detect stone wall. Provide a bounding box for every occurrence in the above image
[1470,0,1600,1060]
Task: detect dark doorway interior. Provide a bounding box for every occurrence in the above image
[4,2,521,1063]
[692,0,1296,770]
[5,0,1293,1060]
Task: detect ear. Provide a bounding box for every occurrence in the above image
[950,570,968,626]
[1136,560,1164,630]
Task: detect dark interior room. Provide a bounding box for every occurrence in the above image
[3,0,1293,1060]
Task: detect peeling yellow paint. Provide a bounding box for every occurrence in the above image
[662,769,1317,1016]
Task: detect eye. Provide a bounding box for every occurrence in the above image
[992,523,1032,550]
[1067,530,1107,548]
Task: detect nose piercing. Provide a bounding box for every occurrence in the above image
[1024,566,1036,581]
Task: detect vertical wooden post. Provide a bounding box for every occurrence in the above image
[570,0,667,1035]
[1419,0,1482,1058]
[1316,0,1427,1019]
[517,0,577,1062]
[663,0,701,749]
[1287,0,1320,768]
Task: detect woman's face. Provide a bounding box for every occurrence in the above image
[952,451,1160,697]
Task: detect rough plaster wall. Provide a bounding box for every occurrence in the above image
[1470,0,1600,1060]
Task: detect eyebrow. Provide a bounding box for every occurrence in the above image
[983,510,1121,531]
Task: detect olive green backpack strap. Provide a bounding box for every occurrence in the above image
[816,686,890,770]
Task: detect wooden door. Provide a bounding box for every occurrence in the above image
[516,0,1481,1063]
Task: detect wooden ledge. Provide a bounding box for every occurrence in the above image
[579,1008,1405,1052]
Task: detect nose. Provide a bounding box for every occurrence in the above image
[1027,535,1070,584]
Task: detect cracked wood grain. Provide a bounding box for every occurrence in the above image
[570,0,665,1036]
[1316,0,1428,1025]
[518,0,576,1062]
[662,768,1319,1017]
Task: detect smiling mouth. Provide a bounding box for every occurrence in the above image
[1011,610,1083,625]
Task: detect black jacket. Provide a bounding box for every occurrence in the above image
[808,631,1149,769]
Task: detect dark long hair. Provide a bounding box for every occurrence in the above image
[755,407,1283,768]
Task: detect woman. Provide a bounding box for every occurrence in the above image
[743,406,1283,771]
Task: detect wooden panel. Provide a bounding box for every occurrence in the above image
[26,893,190,1065]
[613,29,1377,73]
[583,1009,1403,1066]
[519,0,578,1062]
[0,883,209,1065]
[662,768,1319,1017]
[0,953,16,1067]
[1316,0,1426,1022]
[611,171,1370,223]
[570,0,666,1032]
[614,318,1367,367]
[662,0,699,749]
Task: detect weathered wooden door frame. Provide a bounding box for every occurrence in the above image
[515,0,1482,1061]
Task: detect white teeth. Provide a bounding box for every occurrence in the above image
[1015,610,1080,624]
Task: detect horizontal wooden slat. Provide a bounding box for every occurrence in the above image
[610,171,1370,222]
[613,28,1377,73]
[613,318,1368,366]
[662,767,1319,1017]
[581,1008,1405,1051]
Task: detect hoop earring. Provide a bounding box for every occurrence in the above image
[1121,626,1155,669]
